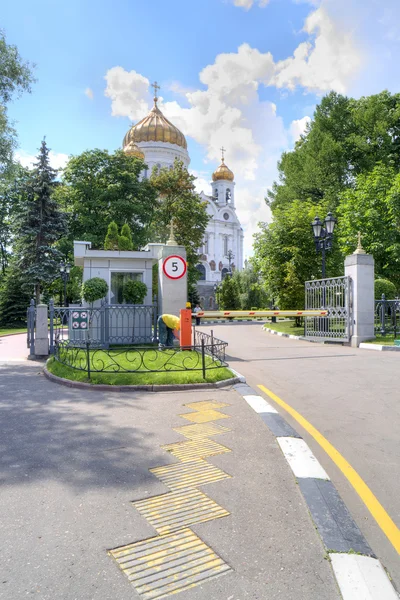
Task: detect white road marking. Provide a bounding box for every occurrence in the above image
[277,437,330,480]
[243,395,278,414]
[330,554,399,599]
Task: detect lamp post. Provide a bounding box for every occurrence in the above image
[213,282,220,309]
[311,212,336,278]
[59,261,71,307]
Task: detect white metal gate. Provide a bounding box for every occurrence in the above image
[304,276,352,342]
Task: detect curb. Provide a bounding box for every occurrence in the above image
[43,366,243,392]
[233,382,399,600]
[263,326,326,343]
[359,343,400,352]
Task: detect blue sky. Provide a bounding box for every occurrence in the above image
[3,0,400,256]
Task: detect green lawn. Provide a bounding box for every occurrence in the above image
[363,334,400,346]
[47,347,234,385]
[263,319,304,336]
[0,327,26,337]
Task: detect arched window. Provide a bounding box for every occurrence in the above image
[200,296,205,306]
[209,260,216,271]
[203,235,208,254]
[226,188,231,203]
[209,296,214,309]
[196,264,206,281]
[221,268,229,280]
[214,188,218,200]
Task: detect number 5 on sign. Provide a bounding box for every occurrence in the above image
[163,255,187,280]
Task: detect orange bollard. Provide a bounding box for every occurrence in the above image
[180,308,192,349]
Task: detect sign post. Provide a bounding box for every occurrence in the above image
[158,245,187,317]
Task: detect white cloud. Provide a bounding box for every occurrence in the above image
[104,67,151,120]
[273,6,362,94]
[290,116,311,143]
[84,87,94,100]
[15,150,69,171]
[232,0,269,10]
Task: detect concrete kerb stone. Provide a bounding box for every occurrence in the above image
[43,365,246,392]
[233,382,398,600]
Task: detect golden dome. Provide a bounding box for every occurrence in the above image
[123,98,187,150]
[123,141,145,160]
[212,158,234,182]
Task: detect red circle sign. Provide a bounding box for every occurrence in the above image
[163,255,187,280]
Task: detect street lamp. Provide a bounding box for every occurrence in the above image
[59,261,71,306]
[213,282,221,309]
[312,212,336,278]
[225,249,235,275]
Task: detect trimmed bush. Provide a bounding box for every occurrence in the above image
[104,222,119,250]
[122,279,148,304]
[82,277,108,304]
[375,279,396,299]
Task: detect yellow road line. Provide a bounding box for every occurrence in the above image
[258,384,400,555]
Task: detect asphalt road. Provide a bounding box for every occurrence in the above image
[202,321,400,591]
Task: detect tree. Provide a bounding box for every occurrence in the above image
[252,199,343,310]
[231,264,268,310]
[0,261,31,326]
[268,91,400,212]
[122,279,147,304]
[218,275,240,310]
[58,149,157,249]
[119,223,133,250]
[81,277,108,305]
[104,221,119,250]
[375,279,397,299]
[12,139,66,303]
[150,159,209,287]
[0,30,35,175]
[336,163,400,287]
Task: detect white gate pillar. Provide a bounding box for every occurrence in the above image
[34,303,49,356]
[344,244,374,347]
[158,244,187,316]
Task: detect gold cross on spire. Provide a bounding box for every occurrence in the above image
[220,146,226,161]
[151,81,160,103]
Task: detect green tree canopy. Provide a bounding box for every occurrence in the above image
[57,149,157,249]
[150,159,209,287]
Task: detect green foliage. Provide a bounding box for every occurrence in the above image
[231,265,268,310]
[81,277,108,304]
[375,279,396,299]
[122,279,147,304]
[104,221,119,250]
[218,275,240,310]
[253,199,342,310]
[337,164,400,287]
[150,159,209,287]
[57,149,156,249]
[0,31,35,175]
[120,223,133,248]
[0,262,31,326]
[12,139,66,303]
[188,283,201,306]
[117,234,133,250]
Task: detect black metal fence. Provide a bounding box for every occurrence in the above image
[54,333,228,380]
[375,295,400,337]
[49,300,158,353]
[192,327,227,363]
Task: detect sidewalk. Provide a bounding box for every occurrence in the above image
[0,332,30,362]
[0,360,342,600]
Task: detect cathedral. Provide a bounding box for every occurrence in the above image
[122,83,244,309]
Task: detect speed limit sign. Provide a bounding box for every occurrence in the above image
[163,255,187,280]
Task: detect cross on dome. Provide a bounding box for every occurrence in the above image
[220,146,226,161]
[151,81,160,103]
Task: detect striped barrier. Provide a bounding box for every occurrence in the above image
[192,310,327,318]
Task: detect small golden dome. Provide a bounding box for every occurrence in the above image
[123,98,187,150]
[123,141,145,160]
[212,158,234,182]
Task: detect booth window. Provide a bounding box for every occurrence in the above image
[110,272,142,305]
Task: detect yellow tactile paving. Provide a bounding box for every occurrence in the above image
[132,488,230,534]
[149,459,231,491]
[173,422,232,439]
[179,408,230,423]
[161,438,231,462]
[109,528,232,599]
[184,401,230,411]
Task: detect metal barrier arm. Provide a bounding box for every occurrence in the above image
[191,310,328,318]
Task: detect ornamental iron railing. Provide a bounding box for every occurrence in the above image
[374,295,400,337]
[192,327,227,363]
[54,337,228,380]
[49,300,158,353]
[304,276,352,342]
[26,299,35,355]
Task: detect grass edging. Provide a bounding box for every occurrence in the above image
[43,364,244,392]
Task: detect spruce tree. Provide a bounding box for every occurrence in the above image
[104,221,119,250]
[0,262,31,326]
[13,139,66,303]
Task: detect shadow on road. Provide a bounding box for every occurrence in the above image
[0,364,162,491]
